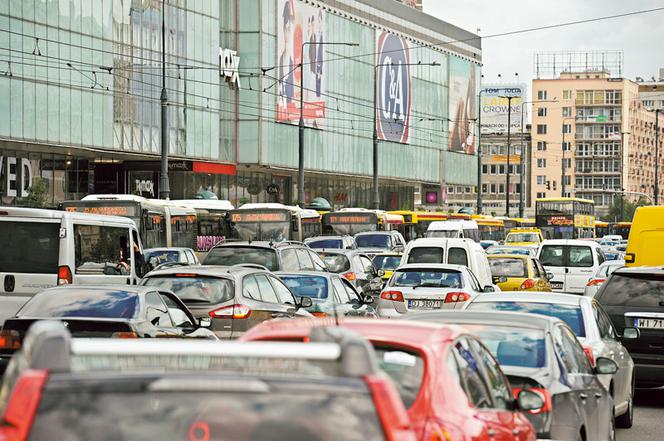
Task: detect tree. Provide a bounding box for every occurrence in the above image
[20,177,49,208]
[602,195,650,222]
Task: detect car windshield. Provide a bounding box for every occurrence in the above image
[18,289,138,319]
[390,269,463,289]
[468,301,586,337]
[373,255,402,271]
[281,276,329,299]
[318,253,351,273]
[27,386,387,441]
[598,263,624,277]
[204,247,279,271]
[374,347,425,409]
[425,230,460,239]
[489,258,528,278]
[506,233,539,243]
[306,239,343,249]
[487,247,531,256]
[144,250,180,267]
[143,276,234,304]
[355,234,391,249]
[473,327,547,368]
[597,273,664,308]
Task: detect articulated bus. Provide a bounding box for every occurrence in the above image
[535,198,595,239]
[59,195,197,249]
[389,211,448,241]
[322,209,403,236]
[471,215,506,242]
[227,203,320,242]
[175,200,235,253]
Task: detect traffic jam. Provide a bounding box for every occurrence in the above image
[0,195,662,441]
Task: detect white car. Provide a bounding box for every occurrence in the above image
[583,260,625,297]
[376,263,494,317]
[537,239,605,294]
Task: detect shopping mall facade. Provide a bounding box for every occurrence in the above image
[0,0,481,209]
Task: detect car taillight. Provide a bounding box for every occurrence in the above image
[111,332,139,339]
[520,279,536,290]
[444,292,470,303]
[312,312,328,318]
[586,278,606,287]
[57,265,72,285]
[365,374,413,441]
[582,345,596,367]
[0,330,21,350]
[209,304,252,319]
[380,291,404,302]
[342,272,357,282]
[0,370,48,441]
[512,387,552,415]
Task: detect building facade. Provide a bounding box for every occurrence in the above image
[0,0,481,209]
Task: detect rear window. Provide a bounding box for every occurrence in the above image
[306,239,343,249]
[318,253,351,273]
[473,327,547,368]
[375,347,425,409]
[426,230,459,239]
[142,276,233,304]
[390,269,463,289]
[0,221,59,274]
[407,247,443,264]
[17,289,138,319]
[355,234,391,249]
[597,273,664,308]
[144,250,181,267]
[281,276,329,299]
[28,386,386,441]
[468,301,586,337]
[204,247,278,271]
[373,255,401,271]
[506,233,539,243]
[489,258,527,278]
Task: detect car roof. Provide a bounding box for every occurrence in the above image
[306,235,348,241]
[469,291,586,307]
[144,264,267,278]
[37,285,154,295]
[354,231,392,236]
[211,241,305,250]
[612,266,664,275]
[275,271,337,279]
[407,238,476,246]
[486,254,529,261]
[541,239,599,246]
[316,249,362,256]
[407,310,561,331]
[394,263,467,272]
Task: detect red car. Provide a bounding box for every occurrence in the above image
[242,318,540,441]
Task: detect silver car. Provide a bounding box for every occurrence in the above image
[584,260,625,297]
[466,292,636,429]
[376,263,493,317]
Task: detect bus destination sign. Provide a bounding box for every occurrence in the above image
[230,211,289,223]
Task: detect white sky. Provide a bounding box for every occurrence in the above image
[422,0,664,85]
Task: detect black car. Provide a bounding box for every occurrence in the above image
[408,311,618,441]
[203,241,328,272]
[0,285,215,373]
[142,265,313,339]
[595,266,664,387]
[317,249,383,297]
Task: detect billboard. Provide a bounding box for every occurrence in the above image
[480,84,525,134]
[448,58,479,154]
[276,0,326,126]
[376,31,412,144]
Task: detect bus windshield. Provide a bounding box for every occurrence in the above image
[228,210,292,242]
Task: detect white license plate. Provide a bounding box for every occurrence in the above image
[551,281,564,290]
[408,299,442,309]
[634,318,664,329]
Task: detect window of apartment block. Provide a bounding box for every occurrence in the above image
[563,90,572,100]
[537,175,546,185]
[562,107,572,117]
[562,142,571,151]
[482,184,488,194]
[490,184,496,193]
[562,124,572,134]
[537,107,547,117]
[565,158,572,168]
[537,192,546,198]
[537,141,547,151]
[482,165,488,174]
[564,176,571,186]
[490,165,497,174]
[499,165,505,174]
[552,181,557,190]
[537,90,548,100]
[515,184,521,193]
[448,187,455,193]
[537,159,547,168]
[537,124,547,134]
[499,184,505,193]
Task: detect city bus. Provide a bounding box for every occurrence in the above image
[535,197,595,240]
[321,209,403,236]
[595,220,610,238]
[472,215,506,242]
[59,195,197,249]
[226,203,320,242]
[612,222,632,240]
[498,217,536,235]
[175,199,235,253]
[389,210,448,241]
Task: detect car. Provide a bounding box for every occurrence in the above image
[144,247,200,271]
[277,272,377,318]
[372,252,403,285]
[0,321,416,441]
[317,249,383,297]
[406,311,619,441]
[353,231,406,255]
[504,228,544,247]
[584,260,625,297]
[537,239,605,294]
[480,240,499,250]
[465,292,636,428]
[377,263,495,317]
[425,219,481,242]
[602,235,623,243]
[141,265,313,339]
[203,241,328,272]
[625,206,664,267]
[242,318,539,441]
[486,245,537,257]
[0,285,216,373]
[595,266,664,388]
[487,254,552,292]
[304,235,357,250]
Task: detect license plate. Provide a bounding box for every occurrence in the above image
[634,318,664,329]
[551,281,564,290]
[408,299,442,309]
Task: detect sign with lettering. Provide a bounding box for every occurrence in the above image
[0,156,33,198]
[63,205,137,217]
[197,235,225,252]
[219,48,241,89]
[230,211,289,223]
[326,213,376,225]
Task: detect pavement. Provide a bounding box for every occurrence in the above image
[617,387,664,441]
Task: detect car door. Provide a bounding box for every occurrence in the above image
[594,301,632,406]
[158,291,200,337]
[539,244,566,291]
[330,276,355,316]
[267,274,302,316]
[567,245,597,294]
[359,255,382,296]
[295,249,315,271]
[341,278,376,317]
[533,258,552,291]
[254,274,294,319]
[144,291,178,337]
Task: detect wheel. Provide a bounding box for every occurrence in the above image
[615,376,635,428]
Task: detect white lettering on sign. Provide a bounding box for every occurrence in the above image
[219,48,241,90]
[135,179,155,197]
[0,156,33,198]
[5,156,16,197]
[381,57,406,121]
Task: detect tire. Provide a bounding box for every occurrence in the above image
[615,376,635,428]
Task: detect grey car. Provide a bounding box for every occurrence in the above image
[407,311,618,441]
[353,231,406,256]
[465,292,636,428]
[317,249,383,297]
[144,247,200,271]
[141,265,312,339]
[304,235,357,250]
[203,241,328,272]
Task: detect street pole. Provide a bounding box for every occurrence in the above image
[159,0,170,200]
[477,90,484,215]
[503,96,516,217]
[656,109,661,205]
[619,131,630,221]
[519,101,525,218]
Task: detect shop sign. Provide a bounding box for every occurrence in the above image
[0,156,33,198]
[219,48,241,89]
[266,184,280,195]
[197,236,225,252]
[134,179,155,197]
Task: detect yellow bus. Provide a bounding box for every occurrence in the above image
[389,210,448,241]
[535,198,595,239]
[612,222,632,240]
[594,220,609,238]
[497,217,535,235]
[471,215,506,242]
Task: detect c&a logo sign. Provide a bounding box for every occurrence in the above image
[376,32,412,144]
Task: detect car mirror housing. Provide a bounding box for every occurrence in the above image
[595,357,619,375]
[378,269,386,277]
[517,389,545,412]
[621,327,640,340]
[198,317,212,328]
[546,272,554,280]
[483,285,496,293]
[298,296,313,309]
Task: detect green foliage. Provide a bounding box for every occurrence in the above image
[20,177,49,208]
[602,195,651,222]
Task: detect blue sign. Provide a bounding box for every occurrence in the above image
[376,32,412,144]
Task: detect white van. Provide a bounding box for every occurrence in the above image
[0,207,144,323]
[426,220,481,242]
[400,238,495,289]
[537,239,605,294]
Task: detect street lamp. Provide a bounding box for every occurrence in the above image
[298,42,358,208]
[373,61,439,210]
[619,130,631,221]
[646,108,662,204]
[159,0,170,199]
[476,89,487,215]
[499,95,518,217]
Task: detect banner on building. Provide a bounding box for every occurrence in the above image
[376,31,412,144]
[276,0,326,126]
[448,58,479,154]
[480,84,525,134]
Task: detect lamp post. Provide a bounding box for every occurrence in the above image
[476,89,486,215]
[298,42,358,208]
[499,95,518,216]
[619,130,631,221]
[159,0,170,199]
[656,109,661,205]
[373,61,439,210]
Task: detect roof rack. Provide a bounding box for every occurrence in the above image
[230,263,270,271]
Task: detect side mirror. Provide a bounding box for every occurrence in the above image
[621,327,640,340]
[363,295,375,305]
[498,276,508,284]
[198,317,211,328]
[298,296,313,309]
[483,285,496,293]
[595,357,619,375]
[546,272,554,280]
[378,269,386,278]
[517,389,545,413]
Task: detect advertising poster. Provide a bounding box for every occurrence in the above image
[480,84,525,135]
[448,58,479,154]
[276,0,326,126]
[376,31,412,144]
